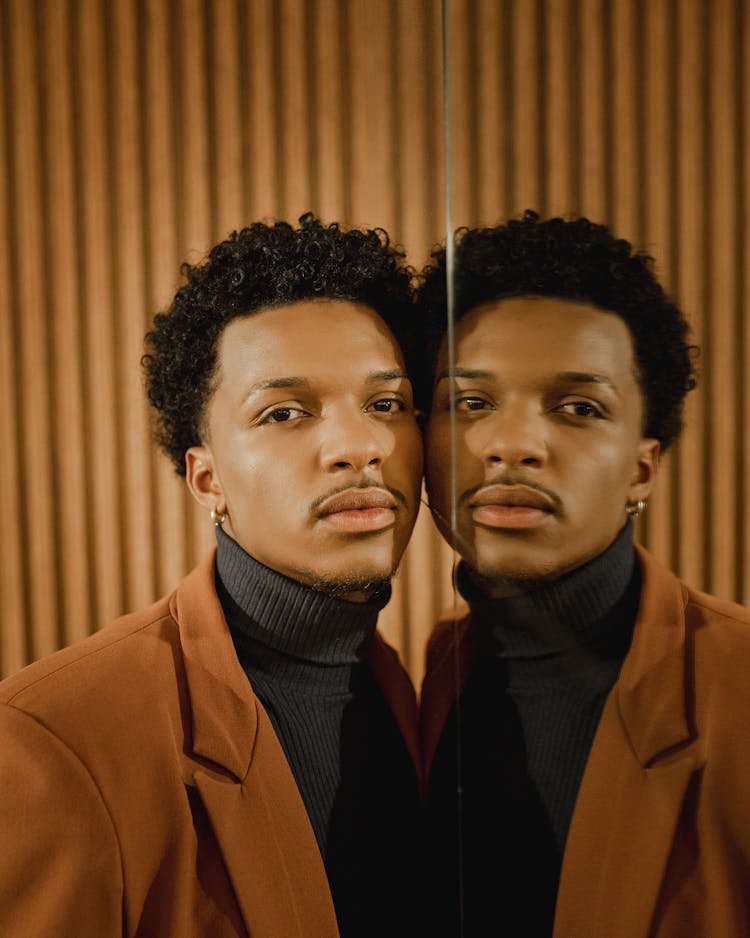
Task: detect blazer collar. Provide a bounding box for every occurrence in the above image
[170,549,340,936]
[615,544,694,766]
[169,549,258,780]
[554,547,704,938]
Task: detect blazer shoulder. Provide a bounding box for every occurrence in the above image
[684,582,750,628]
[0,590,180,716]
[683,583,750,687]
[0,551,225,708]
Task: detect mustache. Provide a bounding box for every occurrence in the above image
[308,479,408,514]
[421,474,563,553]
[459,476,563,513]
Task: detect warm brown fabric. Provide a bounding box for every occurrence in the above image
[0,550,420,937]
[420,545,750,938]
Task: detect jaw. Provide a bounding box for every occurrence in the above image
[301,528,402,592]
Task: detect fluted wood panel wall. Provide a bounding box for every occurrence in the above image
[1,0,748,686]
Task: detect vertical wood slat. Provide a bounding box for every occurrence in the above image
[675,0,708,592]
[395,0,438,257]
[610,0,640,239]
[445,0,476,226]
[177,0,215,566]
[41,0,92,646]
[9,0,59,661]
[246,0,279,218]
[278,0,313,217]
[143,0,189,598]
[707,0,740,599]
[743,0,750,606]
[312,0,347,221]
[544,0,574,217]
[641,0,676,568]
[347,0,396,231]
[511,0,541,214]
[474,0,505,226]
[0,0,27,676]
[209,0,244,239]
[77,0,124,627]
[111,0,155,614]
[577,0,607,221]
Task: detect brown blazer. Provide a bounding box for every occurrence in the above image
[420,545,750,937]
[0,551,421,937]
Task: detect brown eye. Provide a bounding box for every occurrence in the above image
[367,398,406,414]
[261,406,308,425]
[455,397,490,412]
[557,401,602,418]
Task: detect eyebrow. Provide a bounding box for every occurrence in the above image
[242,369,409,401]
[435,367,619,392]
[366,369,409,383]
[556,371,619,392]
[243,377,311,398]
[434,367,494,382]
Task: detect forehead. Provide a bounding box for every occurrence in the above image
[447,296,637,379]
[216,299,403,386]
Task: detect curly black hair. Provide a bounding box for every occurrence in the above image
[415,209,698,450]
[143,212,418,475]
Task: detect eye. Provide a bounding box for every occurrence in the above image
[260,406,309,424]
[455,396,492,412]
[555,400,603,418]
[366,397,408,414]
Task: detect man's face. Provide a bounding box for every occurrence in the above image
[425,297,659,592]
[186,300,423,600]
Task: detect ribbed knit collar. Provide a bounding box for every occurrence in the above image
[214,526,390,666]
[458,520,637,659]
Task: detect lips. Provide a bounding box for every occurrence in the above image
[316,488,398,516]
[315,487,398,534]
[469,484,556,512]
[468,484,556,530]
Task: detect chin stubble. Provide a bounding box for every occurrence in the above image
[309,573,393,599]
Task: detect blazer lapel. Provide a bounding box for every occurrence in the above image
[172,553,339,937]
[193,719,339,938]
[553,547,706,938]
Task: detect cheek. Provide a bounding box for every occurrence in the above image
[398,422,425,464]
[224,451,291,510]
[425,416,452,459]
[563,444,637,507]
[428,422,483,482]
[425,459,451,511]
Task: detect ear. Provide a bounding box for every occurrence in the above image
[628,437,660,504]
[185,445,225,513]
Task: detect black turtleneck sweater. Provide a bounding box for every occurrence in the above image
[425,521,641,938]
[214,527,423,938]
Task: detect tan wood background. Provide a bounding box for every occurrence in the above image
[1,0,748,686]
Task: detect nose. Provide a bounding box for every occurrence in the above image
[319,409,389,473]
[477,406,548,469]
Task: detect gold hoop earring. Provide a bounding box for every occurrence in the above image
[625,499,647,517]
[210,506,227,526]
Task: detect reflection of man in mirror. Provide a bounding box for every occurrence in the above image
[0,214,425,937]
[416,210,750,937]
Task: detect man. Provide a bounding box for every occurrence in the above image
[416,210,750,937]
[0,214,425,937]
